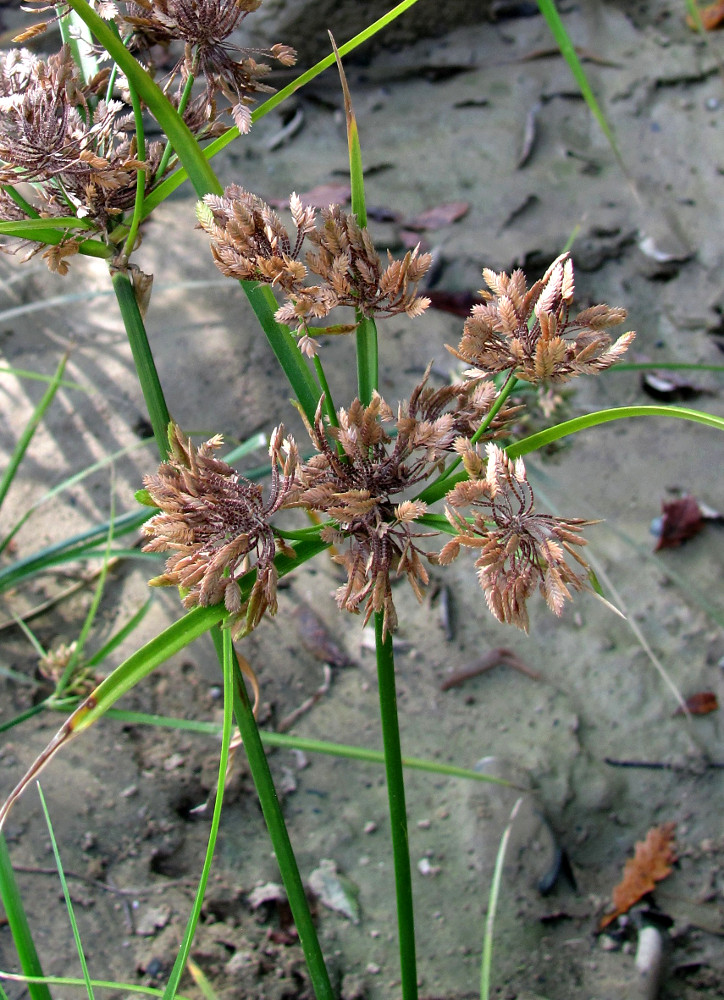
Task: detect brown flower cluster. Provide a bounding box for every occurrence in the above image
[437,441,595,631]
[449,252,635,384]
[0,45,162,267]
[19,1,294,135]
[197,187,431,354]
[141,422,299,637]
[115,0,296,133]
[292,373,506,636]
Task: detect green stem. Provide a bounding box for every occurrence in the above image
[161,628,234,1000]
[219,634,334,1000]
[155,73,196,181]
[355,314,378,405]
[0,351,68,516]
[110,268,170,458]
[122,78,147,260]
[0,835,53,1000]
[374,612,418,1000]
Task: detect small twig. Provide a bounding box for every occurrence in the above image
[9,864,195,895]
[605,757,724,770]
[440,648,540,690]
[277,664,332,732]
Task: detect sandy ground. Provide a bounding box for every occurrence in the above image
[1,2,724,998]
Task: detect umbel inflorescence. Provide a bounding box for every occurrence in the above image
[196,187,432,355]
[0,1,294,267]
[142,192,635,635]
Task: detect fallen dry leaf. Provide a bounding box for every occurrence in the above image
[600,823,677,929]
[405,200,470,230]
[687,1,724,30]
[655,495,704,550]
[673,691,719,717]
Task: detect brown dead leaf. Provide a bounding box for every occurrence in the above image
[674,691,719,717]
[599,823,677,929]
[405,201,470,231]
[655,495,704,550]
[687,1,724,30]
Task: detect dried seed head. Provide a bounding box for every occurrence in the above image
[449,253,634,384]
[439,443,596,631]
[116,0,295,130]
[294,373,501,637]
[142,422,300,637]
[199,187,432,348]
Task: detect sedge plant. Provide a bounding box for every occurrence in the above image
[0,3,723,999]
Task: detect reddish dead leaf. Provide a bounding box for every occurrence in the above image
[405,201,470,231]
[687,1,724,30]
[655,495,704,550]
[673,691,719,717]
[599,823,677,930]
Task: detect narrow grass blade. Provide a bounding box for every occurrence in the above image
[0,365,87,390]
[102,710,513,785]
[55,490,117,696]
[0,352,69,515]
[0,704,51,736]
[420,404,724,505]
[161,629,234,1000]
[0,974,193,1000]
[0,221,110,260]
[330,34,379,404]
[86,597,153,668]
[605,360,724,373]
[0,218,97,235]
[36,785,95,1000]
[507,404,724,457]
[479,798,522,1000]
[0,834,53,1000]
[185,959,219,1000]
[536,0,624,169]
